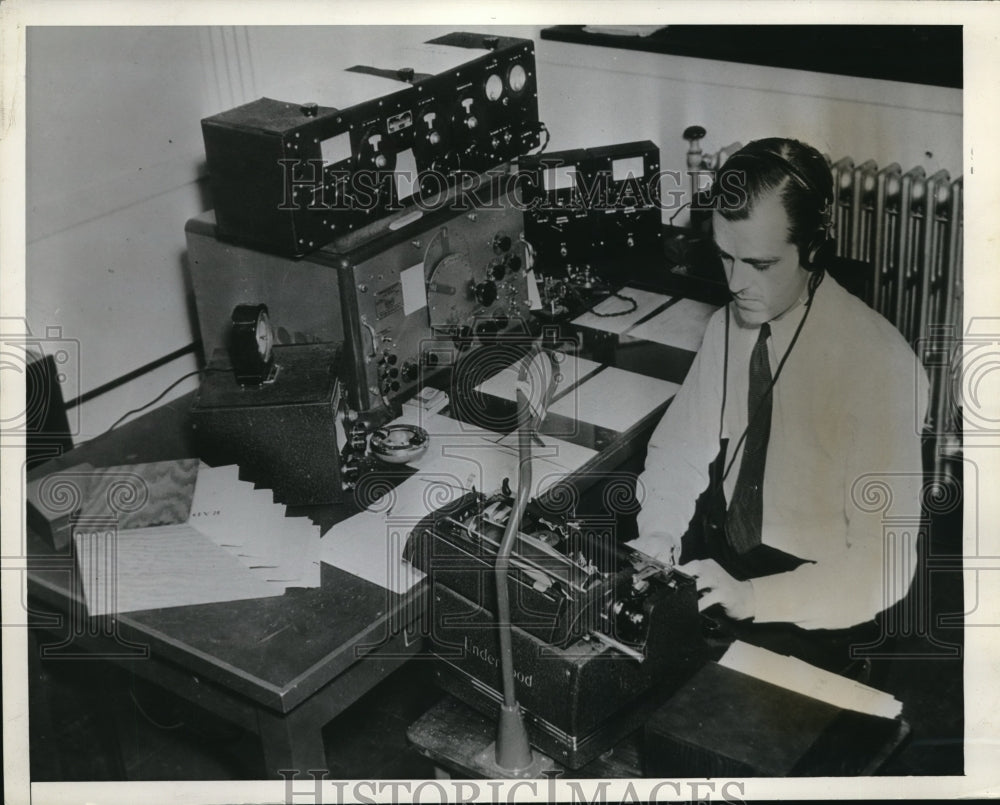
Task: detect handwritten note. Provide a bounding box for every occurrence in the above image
[74,524,282,615]
[71,461,322,616]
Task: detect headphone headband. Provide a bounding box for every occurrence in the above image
[731,144,835,268]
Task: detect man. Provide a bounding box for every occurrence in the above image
[629,138,929,669]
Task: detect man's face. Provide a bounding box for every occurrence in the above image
[712,191,811,328]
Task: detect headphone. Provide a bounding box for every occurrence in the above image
[725,143,835,271]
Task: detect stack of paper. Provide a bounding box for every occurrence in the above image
[72,461,322,616]
[188,465,321,588]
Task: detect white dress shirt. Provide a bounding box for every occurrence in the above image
[631,275,929,629]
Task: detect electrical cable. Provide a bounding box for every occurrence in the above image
[721,270,825,483]
[89,367,226,442]
[668,200,693,226]
[589,289,639,317]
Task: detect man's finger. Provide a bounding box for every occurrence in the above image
[697,590,721,612]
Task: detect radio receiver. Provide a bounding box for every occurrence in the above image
[187,179,534,415]
[521,141,664,281]
[201,32,542,257]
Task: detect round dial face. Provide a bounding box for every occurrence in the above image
[230,303,275,385]
[507,63,527,93]
[255,312,273,362]
[484,73,504,101]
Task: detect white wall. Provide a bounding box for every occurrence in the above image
[25,26,961,440]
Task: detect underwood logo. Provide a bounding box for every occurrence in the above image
[464,636,533,688]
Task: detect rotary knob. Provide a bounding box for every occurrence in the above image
[474,281,498,307]
[401,362,418,382]
[492,234,512,254]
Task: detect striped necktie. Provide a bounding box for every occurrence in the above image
[727,322,772,554]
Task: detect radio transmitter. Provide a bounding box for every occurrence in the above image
[186,180,534,414]
[521,140,663,279]
[201,32,542,257]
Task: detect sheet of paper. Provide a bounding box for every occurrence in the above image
[547,367,679,432]
[571,287,672,335]
[474,353,603,403]
[719,640,903,719]
[189,464,321,587]
[400,262,428,315]
[387,409,504,466]
[262,69,411,109]
[628,298,720,352]
[74,524,283,615]
[525,269,543,310]
[320,509,425,595]
[396,43,491,74]
[495,432,598,479]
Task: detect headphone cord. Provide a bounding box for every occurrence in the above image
[720,269,824,483]
[590,288,638,317]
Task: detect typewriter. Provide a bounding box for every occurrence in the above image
[405,486,706,768]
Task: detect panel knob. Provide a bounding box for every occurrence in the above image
[474,281,498,307]
[401,362,418,382]
[492,234,512,254]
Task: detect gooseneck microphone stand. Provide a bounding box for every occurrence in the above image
[490,345,557,775]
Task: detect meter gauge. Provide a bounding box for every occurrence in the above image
[484,72,504,102]
[507,63,528,94]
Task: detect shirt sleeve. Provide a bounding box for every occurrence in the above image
[629,310,727,562]
[751,348,930,630]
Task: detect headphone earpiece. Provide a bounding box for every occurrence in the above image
[801,197,835,271]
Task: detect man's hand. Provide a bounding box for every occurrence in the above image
[681,559,756,621]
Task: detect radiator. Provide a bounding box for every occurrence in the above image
[829,157,963,477]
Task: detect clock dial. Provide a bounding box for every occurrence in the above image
[255,312,273,362]
[230,303,276,385]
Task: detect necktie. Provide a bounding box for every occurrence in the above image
[727,322,772,554]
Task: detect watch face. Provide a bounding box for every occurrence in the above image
[255,312,273,362]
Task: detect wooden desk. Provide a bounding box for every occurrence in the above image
[27,393,426,778]
[26,294,709,779]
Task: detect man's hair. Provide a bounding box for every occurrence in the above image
[710,138,834,257]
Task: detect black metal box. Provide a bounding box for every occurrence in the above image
[190,343,342,505]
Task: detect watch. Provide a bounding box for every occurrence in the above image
[230,303,276,385]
